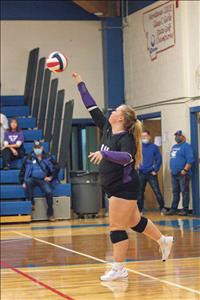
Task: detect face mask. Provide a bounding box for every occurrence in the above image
[175,136,182,143]
[142,139,149,144]
[34,148,42,155]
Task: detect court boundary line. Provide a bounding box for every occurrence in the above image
[12,230,200,295]
[0,260,74,300]
[1,218,200,231]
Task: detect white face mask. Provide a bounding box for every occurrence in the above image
[34,148,42,155]
[142,139,149,144]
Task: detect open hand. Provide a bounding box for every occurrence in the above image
[44,176,53,182]
[88,151,103,165]
[72,72,82,84]
[151,171,157,176]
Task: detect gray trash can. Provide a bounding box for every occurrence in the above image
[70,171,101,217]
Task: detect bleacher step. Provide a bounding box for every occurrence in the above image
[0,184,71,199]
[0,200,32,216]
[23,129,43,141]
[0,158,22,169]
[1,106,29,117]
[0,215,31,223]
[0,169,64,183]
[17,117,36,129]
[0,96,24,106]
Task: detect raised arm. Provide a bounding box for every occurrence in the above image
[72,73,107,130]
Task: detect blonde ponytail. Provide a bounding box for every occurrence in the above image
[120,105,143,168]
[132,119,143,168]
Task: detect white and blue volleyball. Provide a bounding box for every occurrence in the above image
[46,51,68,73]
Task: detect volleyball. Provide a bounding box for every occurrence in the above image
[46,51,68,73]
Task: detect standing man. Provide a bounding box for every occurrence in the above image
[138,130,166,214]
[19,141,60,221]
[165,130,194,216]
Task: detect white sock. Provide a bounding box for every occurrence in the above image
[113,262,124,270]
[157,235,165,245]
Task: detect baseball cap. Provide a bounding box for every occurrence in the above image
[33,140,42,148]
[174,130,185,136]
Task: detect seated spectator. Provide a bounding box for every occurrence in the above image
[137,130,166,215]
[19,141,60,222]
[0,113,9,150]
[165,130,194,216]
[2,118,25,169]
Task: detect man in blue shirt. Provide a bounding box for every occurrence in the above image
[19,141,60,221]
[165,130,194,216]
[138,130,166,214]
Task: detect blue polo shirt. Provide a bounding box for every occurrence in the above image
[170,142,194,175]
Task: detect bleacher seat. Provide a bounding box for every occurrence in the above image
[1,106,29,117]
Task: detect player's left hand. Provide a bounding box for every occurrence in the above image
[88,151,103,165]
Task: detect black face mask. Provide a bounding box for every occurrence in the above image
[175,136,182,143]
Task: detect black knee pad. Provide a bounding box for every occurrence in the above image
[110,230,128,244]
[131,216,148,233]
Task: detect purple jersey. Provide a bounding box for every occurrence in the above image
[78,82,137,187]
[4,130,24,145]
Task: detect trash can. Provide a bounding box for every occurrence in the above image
[70,171,101,217]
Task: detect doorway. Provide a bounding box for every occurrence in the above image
[190,106,200,216]
[138,112,163,211]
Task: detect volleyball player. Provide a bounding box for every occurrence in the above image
[72,73,173,281]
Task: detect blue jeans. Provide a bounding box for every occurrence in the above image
[171,174,190,212]
[137,171,165,211]
[25,177,53,217]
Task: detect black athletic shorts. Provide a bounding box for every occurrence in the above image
[102,171,140,200]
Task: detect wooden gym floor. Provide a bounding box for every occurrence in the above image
[1,212,200,300]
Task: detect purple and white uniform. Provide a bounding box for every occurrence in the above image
[78,82,140,200]
[4,130,24,147]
